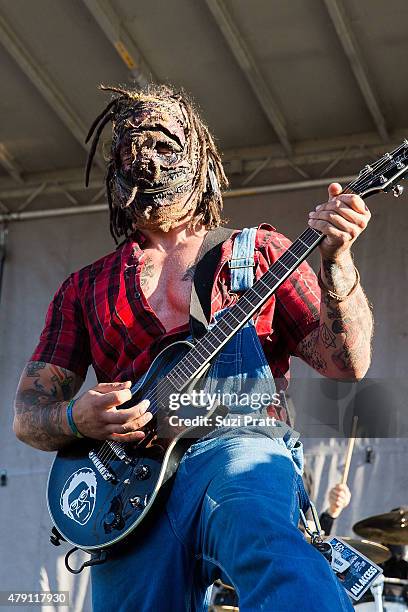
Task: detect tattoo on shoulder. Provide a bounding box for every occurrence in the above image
[140,256,154,288]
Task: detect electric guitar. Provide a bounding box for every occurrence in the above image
[47,142,408,562]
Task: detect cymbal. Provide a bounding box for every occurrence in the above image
[353,510,408,545]
[339,537,391,564]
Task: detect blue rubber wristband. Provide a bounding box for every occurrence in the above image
[66,399,84,439]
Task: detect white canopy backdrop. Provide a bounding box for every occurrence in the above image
[1,184,407,610]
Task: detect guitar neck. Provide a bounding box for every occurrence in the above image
[166,226,323,391]
[164,139,408,391]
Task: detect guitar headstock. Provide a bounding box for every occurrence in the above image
[349,140,408,199]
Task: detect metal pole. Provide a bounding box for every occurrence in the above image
[0,176,354,224]
[0,224,8,304]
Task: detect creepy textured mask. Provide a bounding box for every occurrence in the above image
[111,98,200,232]
[85,84,227,242]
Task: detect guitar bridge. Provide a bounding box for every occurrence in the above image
[106,440,132,463]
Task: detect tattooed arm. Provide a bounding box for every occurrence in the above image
[13,361,84,451]
[296,183,373,380]
[13,361,153,451]
[296,253,373,379]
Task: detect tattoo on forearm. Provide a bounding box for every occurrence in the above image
[325,289,373,373]
[26,361,47,377]
[298,260,373,377]
[49,364,75,400]
[319,323,337,349]
[297,327,328,372]
[322,259,356,295]
[14,362,82,450]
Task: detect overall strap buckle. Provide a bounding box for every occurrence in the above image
[229,227,257,292]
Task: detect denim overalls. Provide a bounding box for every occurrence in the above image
[91,228,353,612]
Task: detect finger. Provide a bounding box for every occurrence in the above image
[328,182,342,199]
[105,400,151,424]
[95,388,133,409]
[106,412,153,436]
[106,410,153,435]
[93,381,132,394]
[314,202,369,228]
[108,430,146,442]
[308,218,353,244]
[336,193,367,215]
[336,483,348,493]
[309,210,361,238]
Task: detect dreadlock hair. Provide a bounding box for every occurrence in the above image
[85,83,228,243]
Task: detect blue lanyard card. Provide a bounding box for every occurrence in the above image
[326,537,383,601]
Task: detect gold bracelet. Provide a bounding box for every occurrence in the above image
[317,265,360,302]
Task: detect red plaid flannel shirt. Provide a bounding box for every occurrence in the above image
[31,225,321,423]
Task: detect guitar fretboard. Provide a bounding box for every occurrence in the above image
[166,226,323,390]
[161,139,408,392]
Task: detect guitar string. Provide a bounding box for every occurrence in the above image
[103,146,408,518]
[96,149,408,467]
[96,223,348,466]
[95,227,319,466]
[89,143,408,524]
[95,226,322,465]
[94,167,388,468]
[95,143,408,467]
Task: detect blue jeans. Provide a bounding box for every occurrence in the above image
[91,428,353,611]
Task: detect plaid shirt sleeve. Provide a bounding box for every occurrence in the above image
[262,230,322,356]
[30,273,91,378]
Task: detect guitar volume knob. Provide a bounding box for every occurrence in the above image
[129,496,146,509]
[393,185,404,197]
[135,465,151,480]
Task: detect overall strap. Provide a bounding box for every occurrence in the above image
[229,227,257,292]
[189,227,235,340]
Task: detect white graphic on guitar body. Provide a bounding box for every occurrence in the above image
[60,468,97,525]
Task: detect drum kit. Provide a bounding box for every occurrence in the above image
[209,509,408,612]
[353,509,408,611]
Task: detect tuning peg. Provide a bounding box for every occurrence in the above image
[393,185,404,197]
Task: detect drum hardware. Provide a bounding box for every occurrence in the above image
[370,574,384,612]
[354,577,408,610]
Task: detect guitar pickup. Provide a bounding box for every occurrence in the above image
[89,451,117,482]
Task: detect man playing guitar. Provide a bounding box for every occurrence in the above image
[13,84,372,611]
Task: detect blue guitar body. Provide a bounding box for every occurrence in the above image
[47,340,221,551]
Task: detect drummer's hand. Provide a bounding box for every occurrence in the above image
[328,483,351,518]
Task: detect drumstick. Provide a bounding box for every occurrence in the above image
[341,416,358,485]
